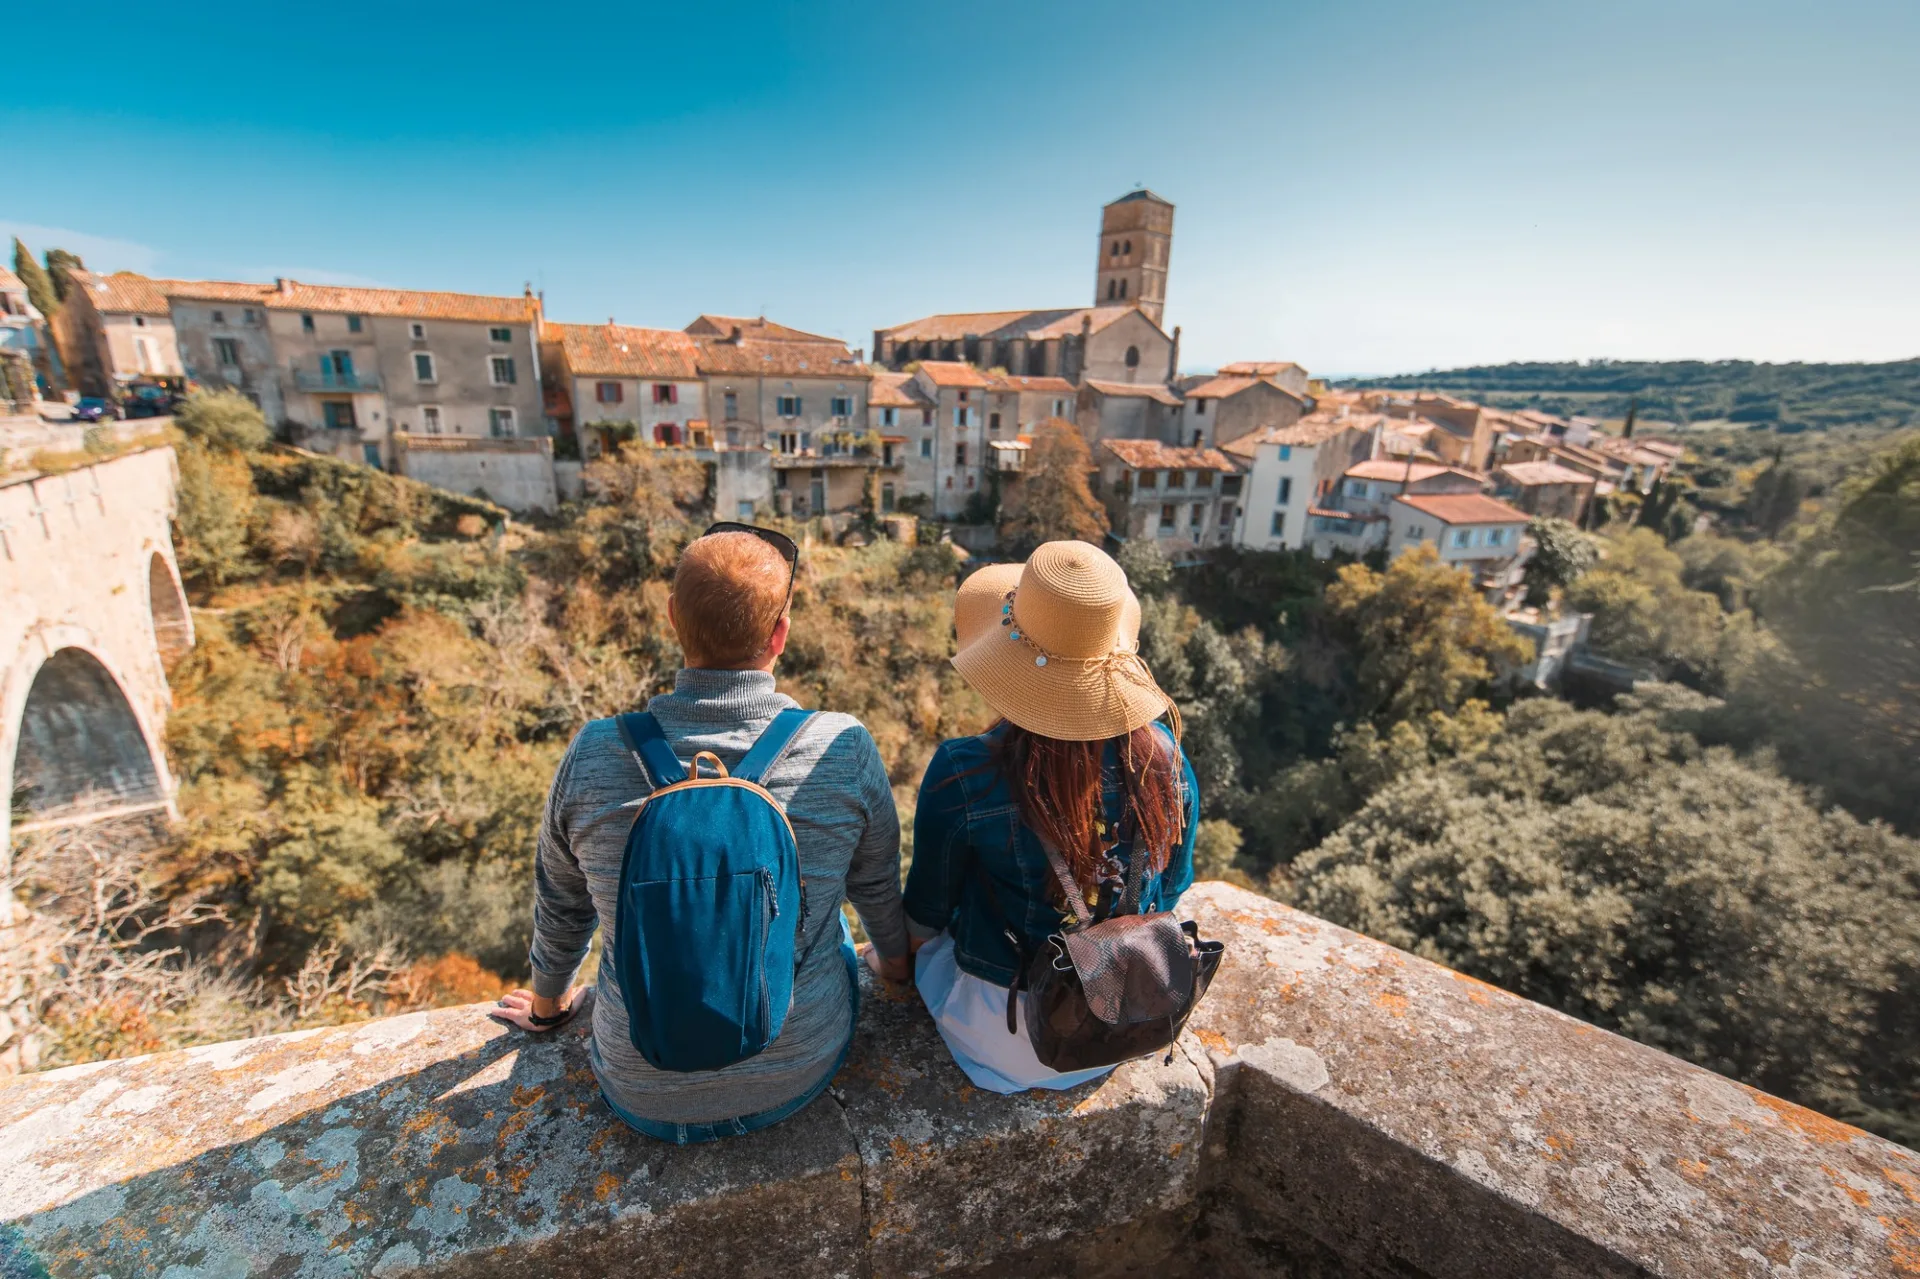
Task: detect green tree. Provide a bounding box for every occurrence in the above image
[1291,695,1920,1146]
[997,421,1106,552]
[1746,457,1808,539]
[1521,516,1598,605]
[1565,529,1733,685]
[12,238,59,318]
[44,247,84,303]
[1324,546,1528,723]
[175,390,270,453]
[1720,435,1920,830]
[1115,538,1174,599]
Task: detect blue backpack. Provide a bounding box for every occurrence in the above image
[612,708,814,1073]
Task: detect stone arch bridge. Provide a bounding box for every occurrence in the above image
[1,445,193,871]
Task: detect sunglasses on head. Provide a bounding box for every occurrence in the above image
[702,521,800,609]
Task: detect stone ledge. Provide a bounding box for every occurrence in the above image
[0,884,1913,1278]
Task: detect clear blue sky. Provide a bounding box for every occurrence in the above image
[5,0,1916,374]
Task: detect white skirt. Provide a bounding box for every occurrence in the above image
[913,933,1116,1094]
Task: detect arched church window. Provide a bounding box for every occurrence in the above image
[1125,345,1140,368]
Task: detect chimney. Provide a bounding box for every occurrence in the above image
[275,277,293,295]
[1167,325,1182,382]
[730,326,743,343]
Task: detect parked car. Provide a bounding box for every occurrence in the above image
[122,382,178,419]
[73,397,119,422]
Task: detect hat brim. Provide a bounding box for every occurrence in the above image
[952,627,1169,742]
[955,564,1141,652]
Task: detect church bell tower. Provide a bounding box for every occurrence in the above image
[1094,189,1174,326]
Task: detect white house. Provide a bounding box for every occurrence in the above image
[1224,412,1375,551]
[1388,492,1532,596]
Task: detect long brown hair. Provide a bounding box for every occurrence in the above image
[990,721,1182,901]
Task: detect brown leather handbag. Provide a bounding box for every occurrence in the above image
[982,834,1225,1073]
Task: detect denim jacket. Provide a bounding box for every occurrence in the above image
[904,722,1200,987]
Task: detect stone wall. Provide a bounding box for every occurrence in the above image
[2,885,1914,1277]
[393,434,559,513]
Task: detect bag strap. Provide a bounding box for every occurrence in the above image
[616,712,686,787]
[971,858,1031,1036]
[1040,809,1150,927]
[1036,837,1094,928]
[732,707,815,785]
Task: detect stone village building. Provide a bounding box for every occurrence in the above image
[1224,411,1379,552]
[165,277,547,470]
[1096,439,1240,554]
[538,322,707,456]
[51,270,187,397]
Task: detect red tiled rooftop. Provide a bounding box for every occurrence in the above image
[548,322,701,379]
[1394,492,1530,525]
[1101,439,1237,471]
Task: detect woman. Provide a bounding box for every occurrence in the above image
[903,540,1198,1093]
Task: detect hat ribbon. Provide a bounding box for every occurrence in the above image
[999,588,1183,739]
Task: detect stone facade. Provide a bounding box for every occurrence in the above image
[1177,373,1309,450]
[1,445,189,874]
[690,319,869,457]
[51,270,183,397]
[1097,439,1240,552]
[538,322,706,454]
[1224,415,1377,552]
[1078,377,1185,446]
[4,884,1912,1278]
[1094,189,1174,326]
[873,304,1173,387]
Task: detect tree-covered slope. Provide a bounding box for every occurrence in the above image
[1343,359,1920,433]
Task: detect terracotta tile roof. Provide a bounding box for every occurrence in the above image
[916,360,994,389]
[1345,459,1478,483]
[162,279,280,305]
[1225,411,1379,454]
[1497,461,1595,487]
[685,314,842,344]
[548,322,701,379]
[1637,438,1685,459]
[1083,378,1182,406]
[1183,374,1307,404]
[693,336,868,380]
[0,266,25,293]
[868,371,931,408]
[72,271,176,315]
[1100,439,1236,471]
[880,304,1155,343]
[985,373,1076,394]
[1394,492,1530,525]
[1307,505,1384,523]
[1218,361,1306,378]
[263,280,536,324]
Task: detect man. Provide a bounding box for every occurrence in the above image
[491,526,912,1144]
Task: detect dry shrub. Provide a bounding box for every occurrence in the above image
[393,954,511,1009]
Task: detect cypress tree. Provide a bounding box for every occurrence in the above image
[11,238,59,318]
[44,247,85,303]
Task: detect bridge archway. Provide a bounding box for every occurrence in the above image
[8,646,166,829]
[148,553,193,663]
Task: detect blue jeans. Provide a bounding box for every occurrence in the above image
[601,918,860,1146]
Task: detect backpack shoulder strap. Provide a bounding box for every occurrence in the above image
[616,712,686,787]
[732,707,815,785]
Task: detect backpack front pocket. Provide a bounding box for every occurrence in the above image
[619,868,778,1072]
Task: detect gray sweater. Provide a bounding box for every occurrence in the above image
[529,667,909,1124]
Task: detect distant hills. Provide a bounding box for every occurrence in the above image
[1340,359,1920,434]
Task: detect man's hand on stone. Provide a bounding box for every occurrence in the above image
[490,985,589,1033]
[862,944,913,985]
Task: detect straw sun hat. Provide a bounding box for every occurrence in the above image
[952,541,1175,742]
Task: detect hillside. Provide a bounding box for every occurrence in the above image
[1342,359,1920,434]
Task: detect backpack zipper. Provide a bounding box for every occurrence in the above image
[757,868,776,1032]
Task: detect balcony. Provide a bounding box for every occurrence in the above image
[292,369,382,393]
